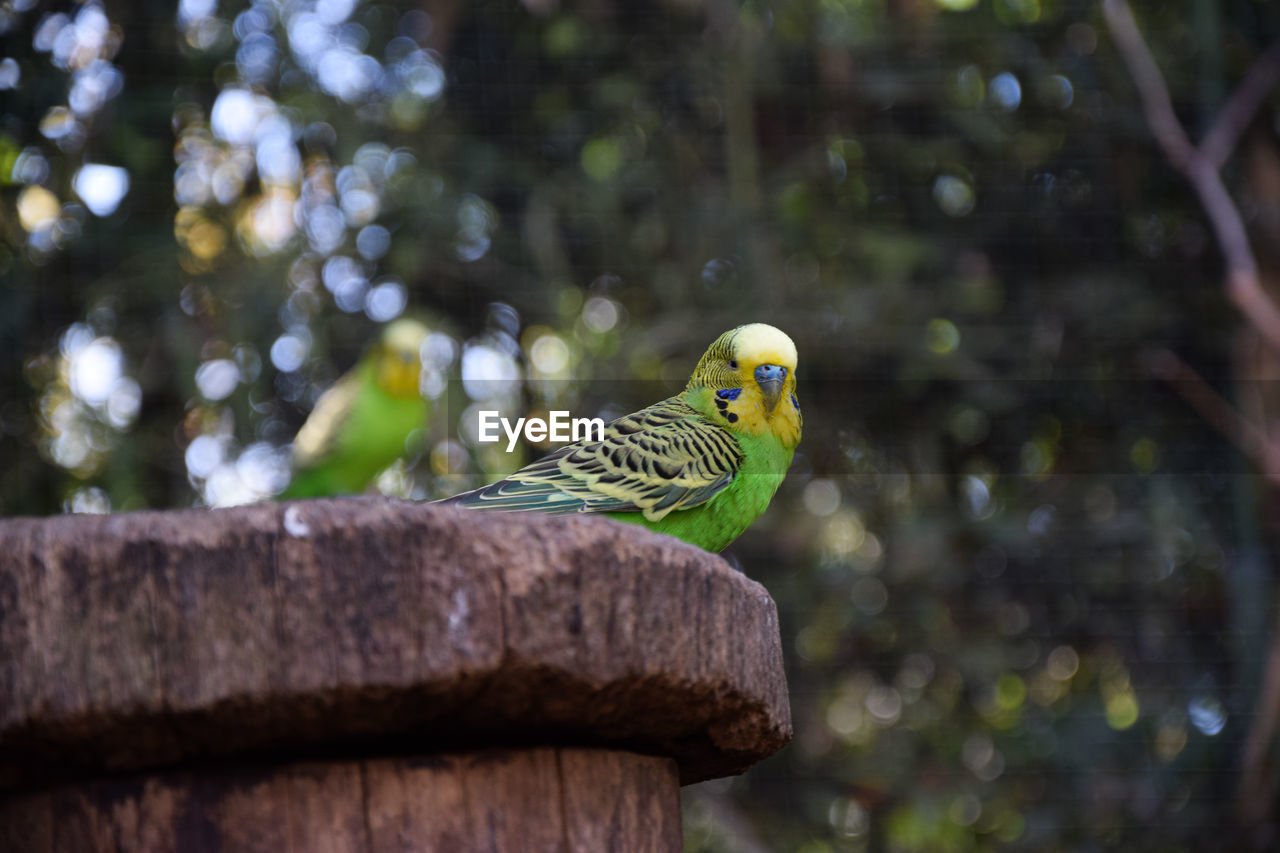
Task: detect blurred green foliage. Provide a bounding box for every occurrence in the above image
[2,0,1278,848]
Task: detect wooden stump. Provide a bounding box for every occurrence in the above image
[0,500,791,851]
[0,749,681,851]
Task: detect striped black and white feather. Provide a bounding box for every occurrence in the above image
[444,397,743,522]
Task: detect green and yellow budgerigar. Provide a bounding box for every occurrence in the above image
[280,318,431,499]
[443,323,801,551]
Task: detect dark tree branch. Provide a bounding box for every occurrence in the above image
[1240,626,1280,823]
[1145,349,1280,482]
[1103,0,1280,356]
[1104,1,1280,826]
[1102,0,1197,167]
[1202,39,1280,169]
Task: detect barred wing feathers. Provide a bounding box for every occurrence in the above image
[447,398,742,522]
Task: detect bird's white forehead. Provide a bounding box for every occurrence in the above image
[732,323,798,368]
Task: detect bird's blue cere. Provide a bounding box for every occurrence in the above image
[754,364,787,385]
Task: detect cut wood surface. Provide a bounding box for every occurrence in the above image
[0,499,791,791]
[0,748,682,852]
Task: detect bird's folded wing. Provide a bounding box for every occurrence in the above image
[446,399,742,521]
[291,373,360,468]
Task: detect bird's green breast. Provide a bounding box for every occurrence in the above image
[341,381,427,469]
[283,379,427,498]
[607,430,794,552]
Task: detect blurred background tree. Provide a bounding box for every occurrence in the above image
[3,0,1280,848]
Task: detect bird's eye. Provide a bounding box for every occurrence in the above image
[728,359,738,370]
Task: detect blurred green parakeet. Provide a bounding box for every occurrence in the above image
[443,323,801,551]
[280,318,431,499]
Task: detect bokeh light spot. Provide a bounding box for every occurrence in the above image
[1131,437,1160,473]
[582,297,620,333]
[195,358,240,401]
[185,434,224,479]
[1105,691,1140,730]
[995,673,1026,710]
[66,486,111,514]
[865,685,902,724]
[365,280,407,322]
[211,88,261,144]
[17,185,60,232]
[1188,695,1226,736]
[933,175,975,217]
[73,164,129,216]
[996,0,1041,24]
[530,333,570,375]
[271,333,310,372]
[0,58,20,89]
[461,344,520,401]
[989,72,1022,110]
[926,317,960,354]
[357,224,391,259]
[68,336,123,406]
[803,479,841,516]
[1047,645,1079,680]
[851,577,888,616]
[1044,74,1074,109]
[581,137,622,182]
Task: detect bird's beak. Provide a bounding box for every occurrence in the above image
[754,364,787,413]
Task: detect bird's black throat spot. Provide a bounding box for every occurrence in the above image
[727,412,739,423]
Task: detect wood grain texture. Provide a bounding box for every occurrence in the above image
[0,749,681,852]
[0,499,790,791]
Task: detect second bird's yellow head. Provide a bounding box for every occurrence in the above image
[372,318,430,399]
[688,323,801,447]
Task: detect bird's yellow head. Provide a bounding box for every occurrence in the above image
[371,318,429,399]
[687,323,801,447]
